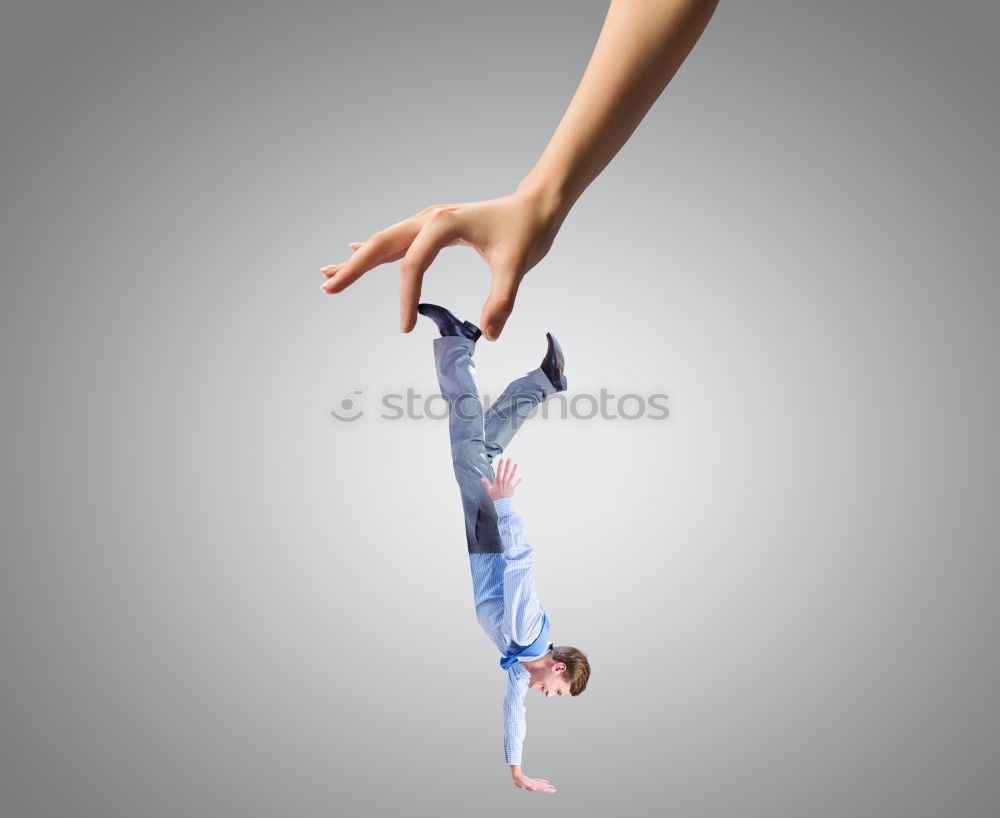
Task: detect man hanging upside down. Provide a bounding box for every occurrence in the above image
[418,303,591,794]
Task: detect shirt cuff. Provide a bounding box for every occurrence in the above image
[494,497,515,518]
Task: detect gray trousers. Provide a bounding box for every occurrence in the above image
[432,336,558,554]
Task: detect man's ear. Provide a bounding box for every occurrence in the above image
[553,662,567,674]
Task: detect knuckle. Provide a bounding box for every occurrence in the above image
[427,203,462,222]
[426,207,452,223]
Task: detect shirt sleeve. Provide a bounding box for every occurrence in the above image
[503,664,529,765]
[494,498,545,648]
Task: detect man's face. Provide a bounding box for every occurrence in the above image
[528,662,571,698]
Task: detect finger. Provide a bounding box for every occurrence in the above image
[321,240,395,274]
[509,462,518,480]
[322,219,420,294]
[513,478,522,488]
[324,245,407,272]
[322,242,409,291]
[398,210,462,333]
[323,261,369,278]
[480,477,492,490]
[480,264,523,341]
[499,457,509,483]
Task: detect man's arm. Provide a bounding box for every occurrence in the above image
[494,497,545,647]
[503,667,528,766]
[504,668,557,794]
[482,458,545,647]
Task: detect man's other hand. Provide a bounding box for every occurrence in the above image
[481,457,522,500]
[510,764,556,793]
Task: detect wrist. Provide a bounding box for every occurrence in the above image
[510,764,522,778]
[494,497,515,517]
[515,173,573,226]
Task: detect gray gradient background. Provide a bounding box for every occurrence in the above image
[1,1,998,816]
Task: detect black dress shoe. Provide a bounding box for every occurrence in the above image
[417,303,482,341]
[540,331,567,392]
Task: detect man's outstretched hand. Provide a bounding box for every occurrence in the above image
[319,185,566,341]
[510,765,556,793]
[481,457,521,500]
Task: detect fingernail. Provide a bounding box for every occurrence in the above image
[486,323,500,339]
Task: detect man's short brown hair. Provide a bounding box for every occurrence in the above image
[552,645,590,696]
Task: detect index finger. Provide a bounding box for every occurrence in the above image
[321,217,419,294]
[398,211,461,332]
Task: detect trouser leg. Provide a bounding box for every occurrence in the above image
[432,336,504,554]
[483,368,558,463]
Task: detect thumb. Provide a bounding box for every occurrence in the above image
[480,477,491,489]
[480,266,523,341]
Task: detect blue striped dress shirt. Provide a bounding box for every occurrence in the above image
[469,497,552,766]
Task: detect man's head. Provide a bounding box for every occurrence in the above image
[526,646,590,698]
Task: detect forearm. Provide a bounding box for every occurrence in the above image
[494,498,528,558]
[518,0,720,216]
[504,714,525,766]
[503,697,526,766]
